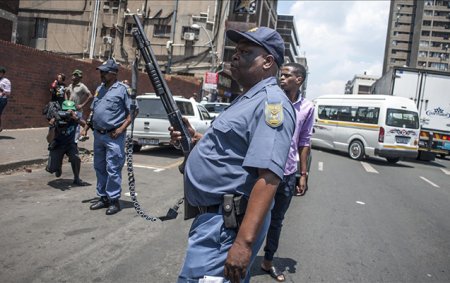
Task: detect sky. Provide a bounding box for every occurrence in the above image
[277,1,391,99]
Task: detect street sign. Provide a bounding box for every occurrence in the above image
[203,72,218,90]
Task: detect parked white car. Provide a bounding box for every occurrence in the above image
[127,93,213,151]
[200,102,230,118]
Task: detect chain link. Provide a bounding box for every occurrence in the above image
[125,135,158,221]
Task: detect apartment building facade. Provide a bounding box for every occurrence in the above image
[383,0,450,74]
[16,0,228,75]
[15,0,307,101]
[0,0,19,42]
[345,73,380,94]
[275,14,308,96]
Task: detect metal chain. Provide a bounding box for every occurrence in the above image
[125,135,158,221]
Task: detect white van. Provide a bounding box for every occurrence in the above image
[312,95,420,163]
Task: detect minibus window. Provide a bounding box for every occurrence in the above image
[356,107,379,124]
[337,106,353,121]
[386,109,419,129]
[318,105,332,119]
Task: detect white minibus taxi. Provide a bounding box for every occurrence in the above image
[312,95,420,163]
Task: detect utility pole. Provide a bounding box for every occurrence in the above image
[166,0,179,74]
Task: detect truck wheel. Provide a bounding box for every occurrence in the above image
[133,144,142,152]
[348,140,364,160]
[386,157,400,163]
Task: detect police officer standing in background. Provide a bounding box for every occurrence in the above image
[170,27,296,283]
[88,59,132,215]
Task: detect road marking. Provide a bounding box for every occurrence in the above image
[318,162,323,171]
[360,162,379,174]
[441,168,450,175]
[133,164,166,172]
[420,176,439,188]
[133,160,183,172]
[356,201,365,205]
[163,160,184,170]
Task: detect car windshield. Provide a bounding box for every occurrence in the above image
[386,108,419,129]
[204,103,229,113]
[136,98,194,118]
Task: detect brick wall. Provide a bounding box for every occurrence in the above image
[0,40,201,129]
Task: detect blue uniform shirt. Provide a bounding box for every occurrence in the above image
[184,77,296,206]
[91,81,131,130]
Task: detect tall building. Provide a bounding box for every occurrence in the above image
[16,0,227,75]
[383,0,450,74]
[344,73,379,94]
[276,15,301,64]
[14,0,305,101]
[276,14,308,97]
[0,0,19,42]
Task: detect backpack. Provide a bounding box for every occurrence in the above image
[42,101,62,120]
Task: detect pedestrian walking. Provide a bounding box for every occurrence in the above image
[261,63,314,282]
[169,27,296,283]
[88,59,132,215]
[49,73,66,106]
[0,66,11,132]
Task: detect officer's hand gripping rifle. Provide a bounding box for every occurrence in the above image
[132,15,192,173]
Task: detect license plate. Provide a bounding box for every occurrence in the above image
[138,138,159,145]
[395,136,410,144]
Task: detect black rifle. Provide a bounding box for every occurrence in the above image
[132,14,192,172]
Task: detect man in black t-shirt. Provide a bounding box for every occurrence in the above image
[46,100,87,186]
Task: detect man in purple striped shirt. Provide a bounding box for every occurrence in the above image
[261,62,314,282]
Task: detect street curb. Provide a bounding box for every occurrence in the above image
[0,158,48,173]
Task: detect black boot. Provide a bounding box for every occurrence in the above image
[90,196,109,210]
[106,199,121,215]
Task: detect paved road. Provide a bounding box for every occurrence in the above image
[0,146,449,282]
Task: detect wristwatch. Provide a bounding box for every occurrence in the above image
[299,171,308,177]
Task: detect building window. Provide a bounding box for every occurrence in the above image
[430,62,448,71]
[419,51,428,57]
[419,40,429,47]
[154,24,171,37]
[34,18,48,38]
[392,40,397,46]
[125,23,136,35]
[103,1,120,13]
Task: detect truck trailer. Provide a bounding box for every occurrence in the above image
[372,67,450,160]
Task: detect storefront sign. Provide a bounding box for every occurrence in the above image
[203,72,218,90]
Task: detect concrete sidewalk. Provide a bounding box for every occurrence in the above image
[0,127,94,173]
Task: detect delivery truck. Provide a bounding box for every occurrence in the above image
[372,67,450,160]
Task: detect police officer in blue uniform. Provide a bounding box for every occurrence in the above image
[170,27,296,283]
[89,59,132,215]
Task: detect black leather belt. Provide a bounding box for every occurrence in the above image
[95,127,117,134]
[197,204,221,214]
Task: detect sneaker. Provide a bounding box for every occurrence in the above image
[55,169,62,178]
[78,135,89,142]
